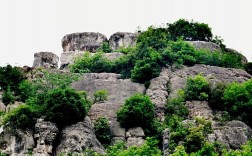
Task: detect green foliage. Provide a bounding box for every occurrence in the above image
[170,145,188,156]
[97,42,112,53]
[2,86,15,105]
[31,70,80,94]
[94,90,108,103]
[191,142,218,156]
[0,65,25,93]
[131,57,161,83]
[3,105,38,130]
[17,80,35,102]
[40,88,88,128]
[222,79,252,126]
[212,35,226,50]
[117,94,154,128]
[184,74,210,101]
[209,83,226,110]
[70,52,113,73]
[222,140,252,156]
[244,62,252,75]
[105,137,162,156]
[221,53,242,68]
[167,19,213,41]
[93,117,111,146]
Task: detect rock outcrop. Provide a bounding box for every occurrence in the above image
[56,117,105,155]
[109,32,137,50]
[60,51,124,69]
[32,119,58,156]
[186,101,213,120]
[162,128,170,156]
[0,128,35,156]
[33,52,59,69]
[225,48,248,64]
[126,127,145,147]
[208,120,252,149]
[187,41,221,52]
[62,32,108,53]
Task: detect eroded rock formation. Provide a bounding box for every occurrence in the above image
[33,52,59,69]
[62,32,108,53]
[109,32,137,50]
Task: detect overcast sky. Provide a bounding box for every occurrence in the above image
[0,0,251,67]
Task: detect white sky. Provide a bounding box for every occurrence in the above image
[0,0,251,66]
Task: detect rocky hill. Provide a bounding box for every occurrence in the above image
[1,20,252,156]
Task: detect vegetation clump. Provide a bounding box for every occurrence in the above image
[94,117,112,147]
[117,93,154,128]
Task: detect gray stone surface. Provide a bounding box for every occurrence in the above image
[33,52,59,69]
[71,73,145,122]
[162,128,170,156]
[187,41,221,52]
[56,117,105,155]
[0,100,5,112]
[186,101,213,120]
[167,64,251,98]
[0,128,35,156]
[146,68,170,120]
[62,32,108,52]
[126,137,145,147]
[127,127,145,137]
[110,120,126,137]
[109,32,137,50]
[32,119,59,156]
[208,120,252,149]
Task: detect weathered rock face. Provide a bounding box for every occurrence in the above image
[33,52,59,69]
[109,32,137,50]
[162,128,170,156]
[0,128,35,156]
[167,64,251,99]
[71,73,145,122]
[187,41,221,52]
[33,119,58,156]
[62,32,108,53]
[126,127,145,147]
[56,117,105,155]
[146,64,251,120]
[186,101,213,120]
[0,100,5,112]
[225,48,248,64]
[208,120,252,149]
[146,68,169,121]
[60,51,124,69]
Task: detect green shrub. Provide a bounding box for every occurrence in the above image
[3,105,38,130]
[94,90,108,103]
[117,94,154,128]
[209,83,226,110]
[17,80,35,102]
[105,137,161,156]
[2,86,15,105]
[70,52,113,73]
[184,74,210,101]
[0,65,25,93]
[223,79,252,126]
[167,19,213,41]
[244,62,252,75]
[97,42,112,53]
[94,117,111,146]
[221,53,242,68]
[131,58,161,83]
[166,95,188,118]
[42,88,88,128]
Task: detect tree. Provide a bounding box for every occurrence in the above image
[167,19,213,41]
[117,94,154,128]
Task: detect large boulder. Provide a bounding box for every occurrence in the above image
[60,51,124,69]
[62,32,108,53]
[32,119,59,156]
[109,32,137,50]
[71,73,145,122]
[186,101,213,120]
[56,117,105,155]
[225,48,248,64]
[33,52,59,69]
[208,120,252,149]
[0,128,35,156]
[187,41,221,52]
